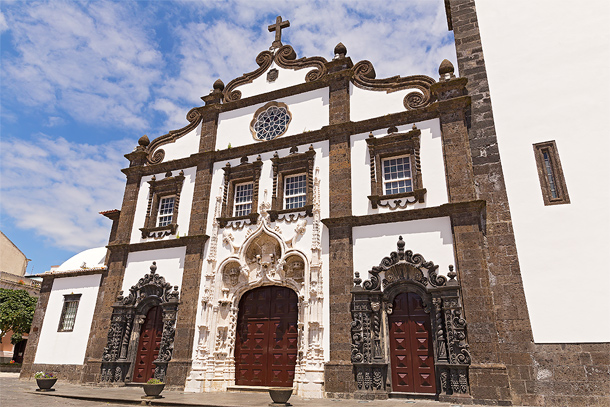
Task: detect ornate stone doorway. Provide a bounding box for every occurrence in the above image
[133,306,163,383]
[100,262,180,384]
[388,292,436,394]
[351,237,471,399]
[235,286,298,387]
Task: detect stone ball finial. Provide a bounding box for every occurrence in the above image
[439,59,455,77]
[334,42,347,58]
[138,134,150,147]
[150,261,157,273]
[213,78,225,92]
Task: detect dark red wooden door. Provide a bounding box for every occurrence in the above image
[235,286,298,387]
[389,292,436,394]
[133,306,163,383]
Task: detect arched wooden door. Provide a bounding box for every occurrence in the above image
[235,286,298,387]
[133,305,163,383]
[389,292,436,394]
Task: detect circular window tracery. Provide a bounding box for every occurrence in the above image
[250,102,291,141]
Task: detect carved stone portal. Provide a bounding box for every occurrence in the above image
[351,236,470,398]
[101,262,180,384]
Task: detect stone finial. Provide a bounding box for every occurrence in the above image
[290,145,298,154]
[387,126,398,134]
[240,156,249,164]
[334,42,347,59]
[138,134,150,147]
[150,261,157,274]
[397,236,405,251]
[213,78,225,92]
[354,272,362,286]
[165,171,172,178]
[439,59,455,81]
[309,144,314,151]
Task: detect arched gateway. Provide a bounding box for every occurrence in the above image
[351,237,471,398]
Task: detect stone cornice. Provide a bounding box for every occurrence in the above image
[106,234,209,253]
[321,200,486,228]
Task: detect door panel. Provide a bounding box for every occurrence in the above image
[389,292,436,394]
[133,306,163,383]
[235,286,298,387]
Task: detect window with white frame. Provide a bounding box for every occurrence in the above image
[382,156,413,195]
[284,174,307,209]
[157,196,175,227]
[234,182,254,217]
[58,294,81,332]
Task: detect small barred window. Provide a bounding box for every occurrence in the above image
[157,196,175,227]
[234,183,254,217]
[251,102,291,141]
[383,156,413,195]
[58,294,81,332]
[284,174,307,209]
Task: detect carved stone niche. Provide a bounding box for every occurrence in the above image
[100,262,180,384]
[245,231,281,272]
[366,127,426,210]
[222,262,242,287]
[283,254,305,283]
[350,237,471,399]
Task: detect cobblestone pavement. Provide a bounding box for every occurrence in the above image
[0,373,530,407]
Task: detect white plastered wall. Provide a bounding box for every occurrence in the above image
[131,166,197,244]
[122,247,186,293]
[350,85,423,122]
[215,88,329,150]
[353,217,455,281]
[351,119,448,216]
[158,123,202,162]
[34,274,102,365]
[475,1,610,342]
[232,63,317,100]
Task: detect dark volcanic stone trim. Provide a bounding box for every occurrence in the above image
[21,364,85,383]
[107,234,208,252]
[322,200,485,228]
[20,275,54,379]
[121,104,442,179]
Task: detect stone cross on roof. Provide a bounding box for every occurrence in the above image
[268,16,290,49]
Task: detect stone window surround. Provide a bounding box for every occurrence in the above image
[366,127,425,209]
[269,145,316,221]
[218,156,263,228]
[140,171,185,238]
[533,140,570,206]
[57,293,82,332]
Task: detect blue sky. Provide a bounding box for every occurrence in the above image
[0,0,456,274]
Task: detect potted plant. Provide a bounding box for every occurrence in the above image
[142,378,165,398]
[268,387,293,406]
[34,371,57,391]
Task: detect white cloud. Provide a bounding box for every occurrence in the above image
[2,1,163,130]
[0,10,7,33]
[45,116,66,127]
[0,135,133,251]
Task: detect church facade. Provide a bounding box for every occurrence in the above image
[21,2,610,406]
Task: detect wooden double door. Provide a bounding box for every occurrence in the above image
[133,306,163,383]
[389,292,436,394]
[235,286,298,387]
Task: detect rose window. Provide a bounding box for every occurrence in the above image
[250,102,291,141]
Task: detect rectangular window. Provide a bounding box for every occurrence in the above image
[382,156,413,195]
[157,196,175,227]
[284,174,307,209]
[234,182,254,217]
[58,294,81,332]
[533,141,570,205]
